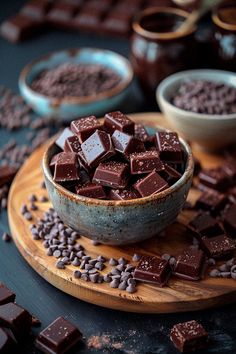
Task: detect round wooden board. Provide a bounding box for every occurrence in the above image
[8,113,236,313]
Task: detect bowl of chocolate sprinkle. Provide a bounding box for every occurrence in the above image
[19,48,133,120]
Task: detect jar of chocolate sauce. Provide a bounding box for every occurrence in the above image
[211,3,236,72]
[130,7,197,99]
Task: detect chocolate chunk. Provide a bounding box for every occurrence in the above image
[201,234,236,259]
[133,171,168,197]
[73,8,104,31]
[2,233,11,242]
[21,0,51,20]
[75,183,106,199]
[0,14,43,43]
[64,135,81,154]
[174,248,206,281]
[170,320,208,353]
[195,190,228,216]
[160,164,182,185]
[93,161,129,189]
[134,123,149,142]
[187,212,223,240]
[0,303,32,340]
[0,327,16,353]
[53,152,79,182]
[134,255,171,286]
[130,150,164,175]
[71,116,101,143]
[104,111,134,135]
[55,128,73,150]
[222,204,236,238]
[47,2,79,26]
[102,11,132,37]
[112,130,145,158]
[0,165,17,187]
[109,188,139,200]
[81,130,115,167]
[155,132,182,163]
[199,168,229,192]
[36,316,82,354]
[0,284,15,305]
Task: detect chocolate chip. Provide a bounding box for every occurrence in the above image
[220,272,231,278]
[126,284,136,293]
[72,257,81,266]
[132,253,141,262]
[118,281,127,290]
[95,262,105,271]
[24,212,33,221]
[91,240,100,246]
[109,258,118,266]
[97,255,106,262]
[219,264,229,272]
[32,315,41,327]
[161,254,171,261]
[81,273,89,281]
[56,260,65,269]
[40,196,48,202]
[118,257,127,265]
[89,273,99,283]
[110,279,119,288]
[208,258,216,266]
[53,250,61,258]
[209,269,220,277]
[103,274,112,283]
[2,232,11,242]
[29,194,37,202]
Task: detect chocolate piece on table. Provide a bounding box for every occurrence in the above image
[170,320,208,353]
[75,183,106,199]
[174,248,206,281]
[0,327,16,353]
[155,132,182,163]
[160,164,182,185]
[21,0,51,20]
[73,9,104,31]
[102,11,132,37]
[112,130,145,158]
[47,2,79,27]
[93,161,129,189]
[53,152,79,182]
[0,14,43,43]
[130,150,164,175]
[70,116,101,143]
[81,130,115,168]
[36,316,82,354]
[0,284,15,305]
[0,302,32,340]
[55,128,73,150]
[198,167,229,192]
[133,255,171,286]
[64,135,81,154]
[133,171,168,197]
[134,123,149,142]
[195,190,228,216]
[187,212,223,240]
[109,188,139,200]
[0,165,17,187]
[201,234,236,259]
[222,204,236,238]
[104,111,134,135]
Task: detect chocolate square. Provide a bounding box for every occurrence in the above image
[0,284,15,306]
[199,167,229,192]
[187,212,224,240]
[201,234,236,259]
[104,111,134,135]
[53,152,79,182]
[93,161,129,189]
[195,190,228,216]
[134,123,149,142]
[174,248,206,281]
[155,132,182,163]
[133,171,168,197]
[70,116,102,143]
[0,328,16,353]
[64,135,81,154]
[75,183,106,199]
[130,150,164,175]
[55,127,74,150]
[134,255,171,286]
[21,0,51,20]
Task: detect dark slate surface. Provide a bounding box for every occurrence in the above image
[0,1,236,353]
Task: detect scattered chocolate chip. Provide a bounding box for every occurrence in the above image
[132,253,141,262]
[2,232,11,242]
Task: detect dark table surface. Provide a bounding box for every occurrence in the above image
[0,1,236,353]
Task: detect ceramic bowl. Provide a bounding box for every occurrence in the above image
[157,69,236,151]
[19,48,133,121]
[42,125,194,245]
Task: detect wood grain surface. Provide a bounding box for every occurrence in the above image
[8,113,236,313]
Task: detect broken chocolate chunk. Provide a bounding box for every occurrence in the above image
[71,116,101,143]
[93,161,129,189]
[133,171,168,197]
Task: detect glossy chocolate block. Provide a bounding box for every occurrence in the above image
[195,190,227,216]
[53,152,79,182]
[104,111,134,135]
[36,316,82,354]
[75,183,106,199]
[0,14,43,43]
[155,132,182,163]
[0,328,16,353]
[187,212,224,240]
[70,116,101,143]
[134,255,171,286]
[134,171,168,197]
[201,234,236,258]
[170,320,208,353]
[64,135,81,154]
[109,188,139,200]
[81,130,115,167]
[199,167,229,192]
[93,161,129,189]
[0,284,15,306]
[112,130,145,158]
[0,303,32,340]
[174,248,206,281]
[222,204,236,238]
[55,128,73,150]
[21,0,51,20]
[130,150,164,175]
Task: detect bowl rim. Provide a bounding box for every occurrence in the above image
[212,6,236,32]
[157,69,236,120]
[19,47,134,105]
[42,124,194,207]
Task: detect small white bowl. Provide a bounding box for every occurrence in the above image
[157,69,236,151]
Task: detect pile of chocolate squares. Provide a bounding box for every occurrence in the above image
[50,111,185,200]
[0,0,175,43]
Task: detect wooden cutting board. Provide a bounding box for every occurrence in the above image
[8,113,236,314]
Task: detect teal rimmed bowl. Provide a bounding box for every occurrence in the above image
[19,48,133,121]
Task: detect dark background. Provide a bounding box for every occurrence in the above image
[0,1,236,353]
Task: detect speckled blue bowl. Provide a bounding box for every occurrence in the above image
[42,125,194,245]
[19,48,133,121]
